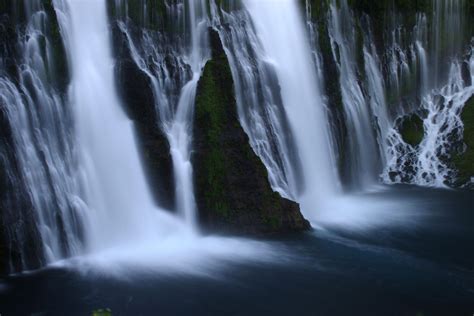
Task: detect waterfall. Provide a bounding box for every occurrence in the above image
[380,0,473,187]
[116,0,210,228]
[363,41,392,167]
[167,0,209,228]
[210,2,301,200]
[0,1,83,268]
[1,0,473,274]
[54,0,184,252]
[432,0,466,89]
[211,0,339,218]
[384,52,474,186]
[327,0,381,186]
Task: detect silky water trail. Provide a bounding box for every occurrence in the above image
[215,0,460,231]
[48,0,273,275]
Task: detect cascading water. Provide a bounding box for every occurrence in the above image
[1,0,473,276]
[0,0,272,274]
[167,0,209,228]
[327,0,381,187]
[302,0,473,189]
[379,0,473,187]
[384,53,474,186]
[115,0,210,228]
[363,40,393,168]
[212,0,473,225]
[54,0,184,252]
[210,2,302,200]
[0,1,83,269]
[431,0,466,89]
[213,0,339,218]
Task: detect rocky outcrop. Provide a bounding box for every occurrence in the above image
[193,30,310,235]
[112,24,176,211]
[0,97,45,275]
[0,0,68,275]
[398,113,424,147]
[453,96,474,187]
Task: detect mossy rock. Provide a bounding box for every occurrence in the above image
[453,96,474,186]
[92,309,112,316]
[193,29,310,235]
[399,113,424,147]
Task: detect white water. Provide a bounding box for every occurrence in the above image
[0,2,83,266]
[243,0,339,218]
[380,1,473,187]
[384,54,474,186]
[364,43,392,167]
[46,0,272,274]
[166,0,210,228]
[55,0,186,252]
[327,0,380,186]
[210,3,302,199]
[116,0,209,228]
[2,0,473,274]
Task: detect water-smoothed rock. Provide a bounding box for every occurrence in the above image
[193,30,310,235]
[453,96,474,187]
[112,23,176,211]
[399,113,425,147]
[0,0,63,275]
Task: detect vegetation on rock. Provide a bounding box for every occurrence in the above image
[193,30,310,234]
[453,96,474,186]
[399,113,425,147]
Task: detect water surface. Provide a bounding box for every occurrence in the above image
[1,186,473,316]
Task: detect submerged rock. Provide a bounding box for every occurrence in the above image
[193,30,310,235]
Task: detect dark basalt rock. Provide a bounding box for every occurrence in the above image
[112,23,176,211]
[453,96,474,188]
[0,104,45,275]
[193,29,310,235]
[398,113,425,147]
[0,0,60,275]
[0,4,20,80]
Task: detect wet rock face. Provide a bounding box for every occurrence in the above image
[0,109,45,275]
[398,113,425,147]
[112,23,176,211]
[193,30,310,235]
[453,96,474,188]
[0,1,60,275]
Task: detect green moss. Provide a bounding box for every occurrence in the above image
[399,113,424,147]
[194,31,308,234]
[263,213,281,230]
[453,96,474,185]
[195,46,232,217]
[308,0,330,18]
[92,309,112,316]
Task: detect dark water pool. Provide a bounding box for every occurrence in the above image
[1,186,473,316]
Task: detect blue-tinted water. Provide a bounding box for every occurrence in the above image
[0,186,473,315]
